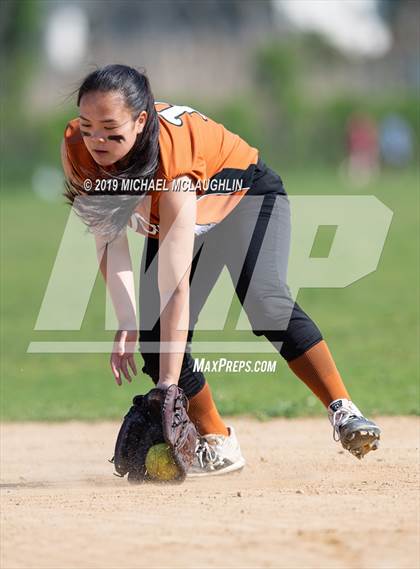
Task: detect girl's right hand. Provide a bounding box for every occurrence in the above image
[110,329,138,386]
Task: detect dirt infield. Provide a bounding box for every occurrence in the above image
[1,417,419,569]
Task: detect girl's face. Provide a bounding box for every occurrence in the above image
[79,90,147,167]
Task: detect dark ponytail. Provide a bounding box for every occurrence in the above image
[63,64,160,241]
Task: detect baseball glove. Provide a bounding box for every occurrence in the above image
[112,384,197,483]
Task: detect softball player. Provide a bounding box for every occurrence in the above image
[61,64,381,476]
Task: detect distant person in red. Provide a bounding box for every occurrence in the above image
[346,113,379,186]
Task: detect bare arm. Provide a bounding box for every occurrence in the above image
[95,232,137,330]
[157,177,196,389]
[62,139,137,384]
[95,230,138,385]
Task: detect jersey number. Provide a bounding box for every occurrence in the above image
[157,104,207,127]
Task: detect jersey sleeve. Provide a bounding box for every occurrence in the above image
[60,139,73,179]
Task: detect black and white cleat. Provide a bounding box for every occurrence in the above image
[328,399,381,460]
[338,418,381,459]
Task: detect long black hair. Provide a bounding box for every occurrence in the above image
[63,64,160,240]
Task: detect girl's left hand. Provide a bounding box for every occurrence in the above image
[110,329,138,386]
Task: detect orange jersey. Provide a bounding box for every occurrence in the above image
[62,102,259,238]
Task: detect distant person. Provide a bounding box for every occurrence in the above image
[61,65,380,479]
[380,114,414,167]
[346,112,379,186]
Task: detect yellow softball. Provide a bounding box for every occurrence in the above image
[145,443,181,482]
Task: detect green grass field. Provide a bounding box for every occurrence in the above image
[1,167,418,421]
